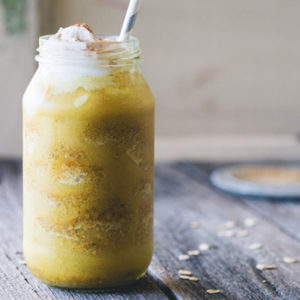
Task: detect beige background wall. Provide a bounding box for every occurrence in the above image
[1,0,300,157]
[0,0,38,157]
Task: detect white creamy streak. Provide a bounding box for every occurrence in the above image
[74,94,89,107]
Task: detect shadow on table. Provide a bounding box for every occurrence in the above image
[46,273,164,298]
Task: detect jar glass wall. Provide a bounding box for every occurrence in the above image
[23,35,155,289]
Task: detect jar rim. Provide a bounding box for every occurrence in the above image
[36,34,142,66]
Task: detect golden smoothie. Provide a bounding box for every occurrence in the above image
[23,24,155,289]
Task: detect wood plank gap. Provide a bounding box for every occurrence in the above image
[14,266,43,300]
[3,251,43,299]
[147,270,179,300]
[248,258,280,298]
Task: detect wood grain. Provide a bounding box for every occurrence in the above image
[151,162,300,299]
[0,160,299,299]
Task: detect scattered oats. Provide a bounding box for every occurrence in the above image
[179,275,199,282]
[218,230,234,237]
[18,260,26,265]
[244,218,257,227]
[188,276,199,282]
[179,275,191,280]
[256,264,277,270]
[178,269,192,276]
[190,221,199,229]
[188,250,200,256]
[249,243,263,250]
[179,254,190,261]
[221,220,237,229]
[283,257,297,264]
[199,243,211,251]
[206,289,221,294]
[237,230,248,237]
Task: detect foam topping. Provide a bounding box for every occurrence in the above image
[50,23,100,43]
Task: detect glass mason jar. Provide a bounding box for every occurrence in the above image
[23,35,155,289]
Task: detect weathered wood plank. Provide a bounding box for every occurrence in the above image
[0,161,167,300]
[150,162,300,299]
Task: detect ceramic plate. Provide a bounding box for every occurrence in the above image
[210,164,300,197]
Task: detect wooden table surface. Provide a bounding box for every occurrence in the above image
[1,160,299,299]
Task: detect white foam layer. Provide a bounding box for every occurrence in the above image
[36,24,118,87]
[38,63,111,86]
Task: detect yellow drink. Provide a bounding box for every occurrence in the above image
[23,27,155,289]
